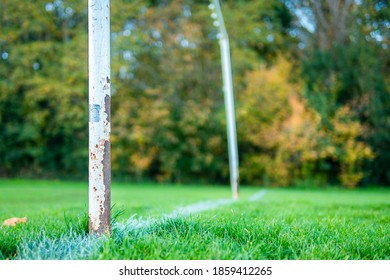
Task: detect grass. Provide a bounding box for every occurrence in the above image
[0,179,389,260]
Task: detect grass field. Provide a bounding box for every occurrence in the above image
[0,179,389,260]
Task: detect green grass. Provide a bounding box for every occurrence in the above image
[0,179,389,260]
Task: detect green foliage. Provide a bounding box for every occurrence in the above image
[291,0,389,186]
[0,0,389,187]
[0,0,88,178]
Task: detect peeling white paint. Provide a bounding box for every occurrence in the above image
[88,0,111,234]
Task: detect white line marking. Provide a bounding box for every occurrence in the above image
[119,190,268,232]
[248,190,268,202]
[166,198,233,218]
[17,190,268,259]
[117,198,234,232]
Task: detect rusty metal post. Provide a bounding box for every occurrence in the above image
[88,0,111,235]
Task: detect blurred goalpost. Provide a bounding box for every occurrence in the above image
[209,0,240,201]
[87,0,239,235]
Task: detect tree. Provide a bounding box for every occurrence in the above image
[286,0,389,186]
[0,0,88,178]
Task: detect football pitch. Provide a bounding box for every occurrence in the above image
[0,179,389,260]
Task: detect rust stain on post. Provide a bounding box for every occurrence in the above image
[99,140,111,233]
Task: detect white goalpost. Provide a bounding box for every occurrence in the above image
[209,0,240,200]
[88,0,111,235]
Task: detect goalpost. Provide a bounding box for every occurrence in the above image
[209,0,240,200]
[88,0,111,235]
[87,0,239,234]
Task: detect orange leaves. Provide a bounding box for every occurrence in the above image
[238,57,374,187]
[2,217,27,227]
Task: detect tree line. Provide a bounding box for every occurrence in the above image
[0,0,389,187]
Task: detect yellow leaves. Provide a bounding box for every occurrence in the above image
[239,56,374,187]
[131,125,147,145]
[238,57,307,185]
[207,136,222,150]
[280,93,324,158]
[327,105,374,187]
[332,106,362,140]
[320,146,337,159]
[144,88,161,97]
[301,150,319,161]
[284,93,306,130]
[130,147,158,172]
[238,57,296,149]
[337,139,374,188]
[339,173,364,189]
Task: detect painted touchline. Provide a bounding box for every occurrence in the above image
[119,189,268,231]
[17,190,268,259]
[248,190,267,202]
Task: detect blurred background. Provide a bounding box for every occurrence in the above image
[0,0,388,188]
